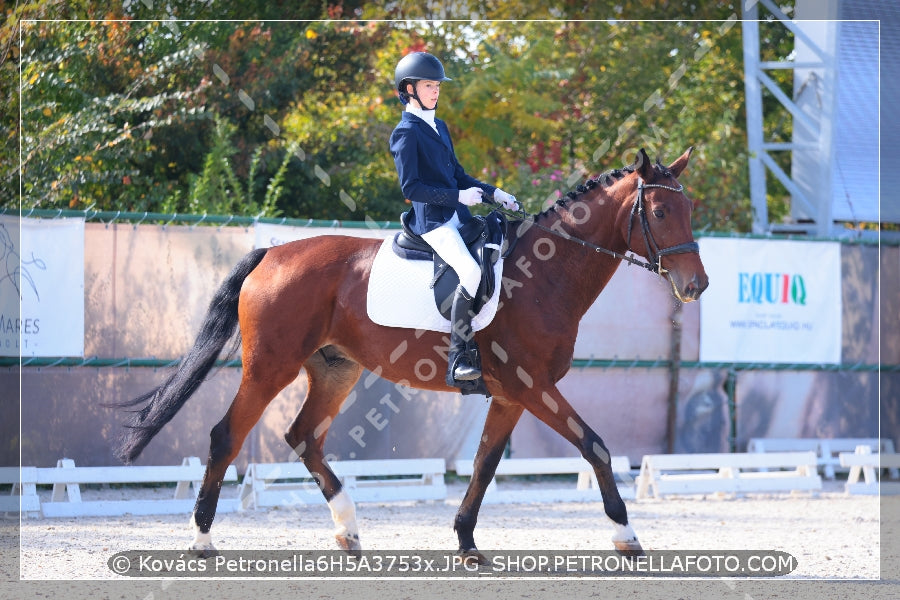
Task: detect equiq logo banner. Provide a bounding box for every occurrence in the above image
[698,237,842,364]
[0,215,85,358]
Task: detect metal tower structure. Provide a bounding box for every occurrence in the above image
[742,0,881,236]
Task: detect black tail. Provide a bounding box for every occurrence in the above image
[107,248,269,464]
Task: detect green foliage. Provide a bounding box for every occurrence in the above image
[4,0,804,232]
[161,116,287,218]
[17,18,212,211]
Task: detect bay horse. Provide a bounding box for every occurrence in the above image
[110,147,708,560]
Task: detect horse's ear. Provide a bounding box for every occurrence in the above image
[636,148,653,179]
[667,146,694,178]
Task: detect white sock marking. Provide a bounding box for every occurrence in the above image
[612,522,637,543]
[190,513,212,548]
[328,489,359,538]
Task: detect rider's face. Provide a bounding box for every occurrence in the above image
[408,80,441,109]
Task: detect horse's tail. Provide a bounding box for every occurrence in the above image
[107,247,269,464]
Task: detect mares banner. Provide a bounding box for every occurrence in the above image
[698,237,841,364]
[0,215,85,357]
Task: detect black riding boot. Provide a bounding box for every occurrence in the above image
[446,284,482,386]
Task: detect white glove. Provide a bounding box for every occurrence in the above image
[458,187,483,206]
[494,188,519,211]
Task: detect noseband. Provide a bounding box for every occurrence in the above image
[626,177,700,275]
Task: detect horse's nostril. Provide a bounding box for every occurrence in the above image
[682,277,706,301]
[684,274,708,300]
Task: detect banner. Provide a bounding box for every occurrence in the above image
[0,216,85,357]
[698,237,841,364]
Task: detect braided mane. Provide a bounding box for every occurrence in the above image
[537,158,673,220]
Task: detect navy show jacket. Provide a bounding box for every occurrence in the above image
[389,111,496,235]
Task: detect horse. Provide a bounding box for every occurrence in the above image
[108,146,708,560]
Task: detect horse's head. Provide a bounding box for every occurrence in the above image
[622,147,709,302]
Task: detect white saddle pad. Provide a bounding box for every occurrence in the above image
[366,236,504,333]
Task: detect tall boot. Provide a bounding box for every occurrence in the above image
[446,284,482,385]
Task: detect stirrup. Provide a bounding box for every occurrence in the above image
[446,350,481,385]
[453,358,481,381]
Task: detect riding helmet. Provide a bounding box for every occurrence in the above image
[394,52,451,102]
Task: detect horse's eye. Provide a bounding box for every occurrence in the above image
[653,209,665,219]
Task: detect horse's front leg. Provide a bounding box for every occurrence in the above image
[454,398,524,561]
[523,383,643,556]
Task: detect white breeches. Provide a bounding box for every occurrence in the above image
[421,213,481,296]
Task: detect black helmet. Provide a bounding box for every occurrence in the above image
[394,52,451,105]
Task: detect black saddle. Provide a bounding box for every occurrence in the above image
[392,210,508,321]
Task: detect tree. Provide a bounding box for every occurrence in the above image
[360,16,756,231]
[18,18,214,211]
[7,0,795,234]
[1,0,111,208]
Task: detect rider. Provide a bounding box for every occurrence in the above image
[389,51,519,388]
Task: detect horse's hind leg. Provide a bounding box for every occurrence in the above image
[190,364,301,555]
[283,346,364,555]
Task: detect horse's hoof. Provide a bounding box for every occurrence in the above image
[188,543,219,559]
[458,548,489,566]
[335,533,362,559]
[613,538,644,557]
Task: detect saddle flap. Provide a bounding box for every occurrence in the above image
[430,212,507,320]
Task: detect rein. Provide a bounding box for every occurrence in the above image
[489,177,699,274]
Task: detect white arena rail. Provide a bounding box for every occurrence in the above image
[18,457,238,518]
[238,458,447,509]
[453,456,635,503]
[839,445,900,495]
[747,437,897,480]
[1,467,41,515]
[635,452,821,499]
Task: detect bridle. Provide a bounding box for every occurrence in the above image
[625,177,700,274]
[493,176,700,275]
